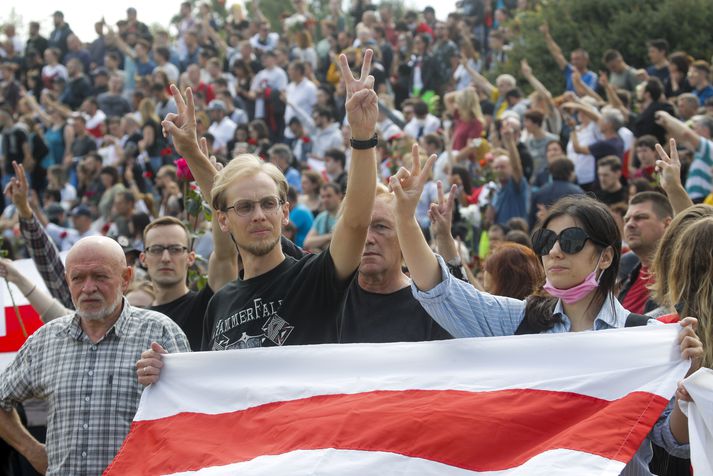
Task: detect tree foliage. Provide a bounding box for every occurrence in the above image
[497,0,713,95]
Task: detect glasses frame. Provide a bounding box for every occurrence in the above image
[145,245,190,256]
[225,195,285,217]
[532,227,608,256]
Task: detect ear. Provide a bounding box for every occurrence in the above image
[139,252,146,266]
[282,202,290,226]
[121,266,133,293]
[598,246,615,271]
[186,250,196,267]
[217,210,230,233]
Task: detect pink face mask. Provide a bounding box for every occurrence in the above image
[543,254,603,304]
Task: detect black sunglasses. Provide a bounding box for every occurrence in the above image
[532,227,607,256]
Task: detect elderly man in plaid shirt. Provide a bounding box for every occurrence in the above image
[0,235,189,475]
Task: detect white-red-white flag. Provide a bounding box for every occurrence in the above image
[105,325,688,475]
[681,368,713,475]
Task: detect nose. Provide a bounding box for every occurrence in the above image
[81,278,98,294]
[548,239,565,258]
[251,203,268,221]
[160,248,172,261]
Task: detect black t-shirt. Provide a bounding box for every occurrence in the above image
[202,250,351,351]
[2,126,29,174]
[338,280,452,343]
[151,285,214,351]
[594,187,628,205]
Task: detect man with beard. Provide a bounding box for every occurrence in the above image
[0,236,189,475]
[137,50,377,380]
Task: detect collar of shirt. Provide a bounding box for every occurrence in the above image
[60,298,132,341]
[552,293,628,331]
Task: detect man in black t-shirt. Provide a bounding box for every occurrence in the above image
[137,50,379,384]
[339,187,451,343]
[594,156,628,205]
[140,216,237,350]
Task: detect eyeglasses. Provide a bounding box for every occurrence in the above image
[531,227,607,256]
[145,245,189,256]
[226,196,284,217]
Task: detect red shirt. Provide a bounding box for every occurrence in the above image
[452,110,484,151]
[621,266,654,314]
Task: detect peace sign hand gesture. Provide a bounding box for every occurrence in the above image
[429,181,457,239]
[655,138,683,192]
[389,143,437,221]
[161,84,202,159]
[339,49,378,140]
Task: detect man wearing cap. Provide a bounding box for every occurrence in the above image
[206,99,237,154]
[48,11,73,56]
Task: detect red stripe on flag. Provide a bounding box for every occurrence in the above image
[105,388,668,475]
[0,305,43,352]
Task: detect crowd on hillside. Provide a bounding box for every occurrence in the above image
[1,0,713,475]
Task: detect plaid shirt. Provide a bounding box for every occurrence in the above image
[0,300,190,476]
[19,214,73,309]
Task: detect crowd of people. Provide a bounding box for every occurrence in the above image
[0,1,712,475]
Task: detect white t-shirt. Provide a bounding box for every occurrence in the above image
[566,121,600,185]
[404,114,441,139]
[250,66,288,119]
[208,116,238,152]
[285,78,318,125]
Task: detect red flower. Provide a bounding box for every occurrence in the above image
[60,231,68,239]
[101,222,111,235]
[143,170,154,179]
[190,184,198,191]
[175,158,194,182]
[247,138,257,145]
[479,159,488,168]
[301,136,311,143]
[160,147,173,157]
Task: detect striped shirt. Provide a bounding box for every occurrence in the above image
[411,256,690,476]
[685,138,713,200]
[0,300,190,476]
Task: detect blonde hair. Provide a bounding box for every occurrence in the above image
[650,205,713,306]
[456,87,484,122]
[139,98,160,124]
[663,215,713,368]
[211,154,288,211]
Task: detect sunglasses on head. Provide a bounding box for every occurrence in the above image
[532,227,608,256]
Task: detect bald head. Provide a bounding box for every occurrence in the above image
[67,236,127,269]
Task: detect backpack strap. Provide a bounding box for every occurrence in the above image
[625,313,651,327]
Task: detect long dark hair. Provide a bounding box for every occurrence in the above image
[524,195,621,332]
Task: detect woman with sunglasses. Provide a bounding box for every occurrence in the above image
[388,145,702,475]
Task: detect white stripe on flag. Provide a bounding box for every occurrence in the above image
[681,368,713,475]
[162,448,626,476]
[137,325,686,421]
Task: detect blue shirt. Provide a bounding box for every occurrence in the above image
[312,210,337,235]
[693,84,713,106]
[410,256,690,476]
[289,204,314,247]
[284,167,302,193]
[564,64,598,93]
[493,177,528,225]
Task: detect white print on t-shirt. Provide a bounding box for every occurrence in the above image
[211,297,294,349]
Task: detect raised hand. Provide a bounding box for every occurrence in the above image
[655,138,683,191]
[429,181,457,239]
[539,23,550,35]
[4,162,32,218]
[389,143,437,220]
[161,84,201,159]
[598,70,609,88]
[338,49,378,140]
[520,58,532,78]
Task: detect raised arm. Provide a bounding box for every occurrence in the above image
[161,92,238,291]
[521,59,556,110]
[599,71,630,121]
[572,69,604,102]
[329,49,378,281]
[655,111,702,151]
[0,258,70,322]
[461,55,495,97]
[429,181,459,263]
[502,121,523,183]
[655,139,694,215]
[5,162,73,308]
[539,23,567,70]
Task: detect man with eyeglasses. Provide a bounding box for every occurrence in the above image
[137,51,378,381]
[140,215,237,351]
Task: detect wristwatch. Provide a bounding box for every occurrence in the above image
[350,133,379,150]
